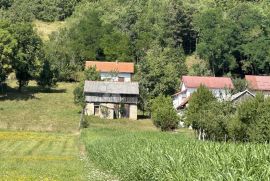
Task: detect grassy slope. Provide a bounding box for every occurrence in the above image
[0,80,81,132]
[82,117,270,181]
[34,20,66,41]
[0,80,118,180]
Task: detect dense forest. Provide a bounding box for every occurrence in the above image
[1,0,270,106]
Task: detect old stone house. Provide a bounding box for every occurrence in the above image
[85,61,134,82]
[84,81,139,120]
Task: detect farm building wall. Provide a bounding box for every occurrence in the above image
[129,104,138,120]
[85,103,138,120]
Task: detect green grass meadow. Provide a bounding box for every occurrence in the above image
[0,80,116,181]
[0,80,81,132]
[0,131,86,180]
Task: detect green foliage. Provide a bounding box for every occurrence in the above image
[151,95,179,131]
[84,66,100,81]
[73,67,100,107]
[194,2,270,76]
[9,22,42,91]
[0,0,80,22]
[186,85,270,143]
[232,78,248,94]
[73,82,85,108]
[0,0,13,9]
[185,85,216,130]
[82,120,270,180]
[37,60,58,89]
[138,45,187,111]
[232,94,270,143]
[0,27,16,82]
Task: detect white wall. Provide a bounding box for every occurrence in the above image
[173,85,231,109]
[100,72,132,82]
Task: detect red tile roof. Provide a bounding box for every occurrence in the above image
[182,76,234,89]
[245,75,270,91]
[85,61,134,73]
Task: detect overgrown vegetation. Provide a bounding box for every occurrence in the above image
[151,95,179,131]
[73,67,100,108]
[0,0,80,22]
[185,86,270,143]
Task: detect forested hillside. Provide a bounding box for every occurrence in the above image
[1,0,270,107]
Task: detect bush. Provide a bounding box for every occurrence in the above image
[37,60,58,90]
[73,67,100,108]
[232,94,270,143]
[73,82,85,108]
[151,95,179,131]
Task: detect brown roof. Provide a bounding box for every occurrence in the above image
[176,96,190,110]
[172,89,187,97]
[85,61,134,73]
[245,75,270,91]
[182,76,234,89]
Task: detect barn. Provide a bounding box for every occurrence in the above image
[84,81,139,120]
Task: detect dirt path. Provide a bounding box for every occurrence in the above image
[78,140,119,181]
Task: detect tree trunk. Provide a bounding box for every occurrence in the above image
[18,80,22,92]
[198,128,202,140]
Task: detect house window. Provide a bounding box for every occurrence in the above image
[94,103,100,116]
[118,77,125,82]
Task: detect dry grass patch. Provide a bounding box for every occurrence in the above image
[33,20,66,41]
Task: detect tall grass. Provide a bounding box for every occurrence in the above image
[82,119,270,181]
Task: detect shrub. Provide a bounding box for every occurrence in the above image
[37,60,58,90]
[233,94,270,143]
[73,82,85,108]
[185,85,216,137]
[151,95,179,131]
[73,67,100,108]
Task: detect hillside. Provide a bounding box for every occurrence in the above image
[34,20,66,41]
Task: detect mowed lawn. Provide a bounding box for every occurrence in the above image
[0,131,86,180]
[0,80,118,181]
[0,80,81,132]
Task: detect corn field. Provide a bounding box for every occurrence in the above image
[82,127,270,181]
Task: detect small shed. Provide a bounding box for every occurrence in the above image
[231,90,255,105]
[84,81,139,120]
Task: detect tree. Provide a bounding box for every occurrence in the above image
[232,78,248,94]
[185,85,216,140]
[10,23,42,91]
[151,95,179,131]
[37,60,58,90]
[231,94,270,143]
[73,67,100,107]
[0,28,16,83]
[84,66,100,81]
[138,44,187,111]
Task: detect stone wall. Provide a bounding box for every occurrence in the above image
[85,103,94,116]
[129,104,138,120]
